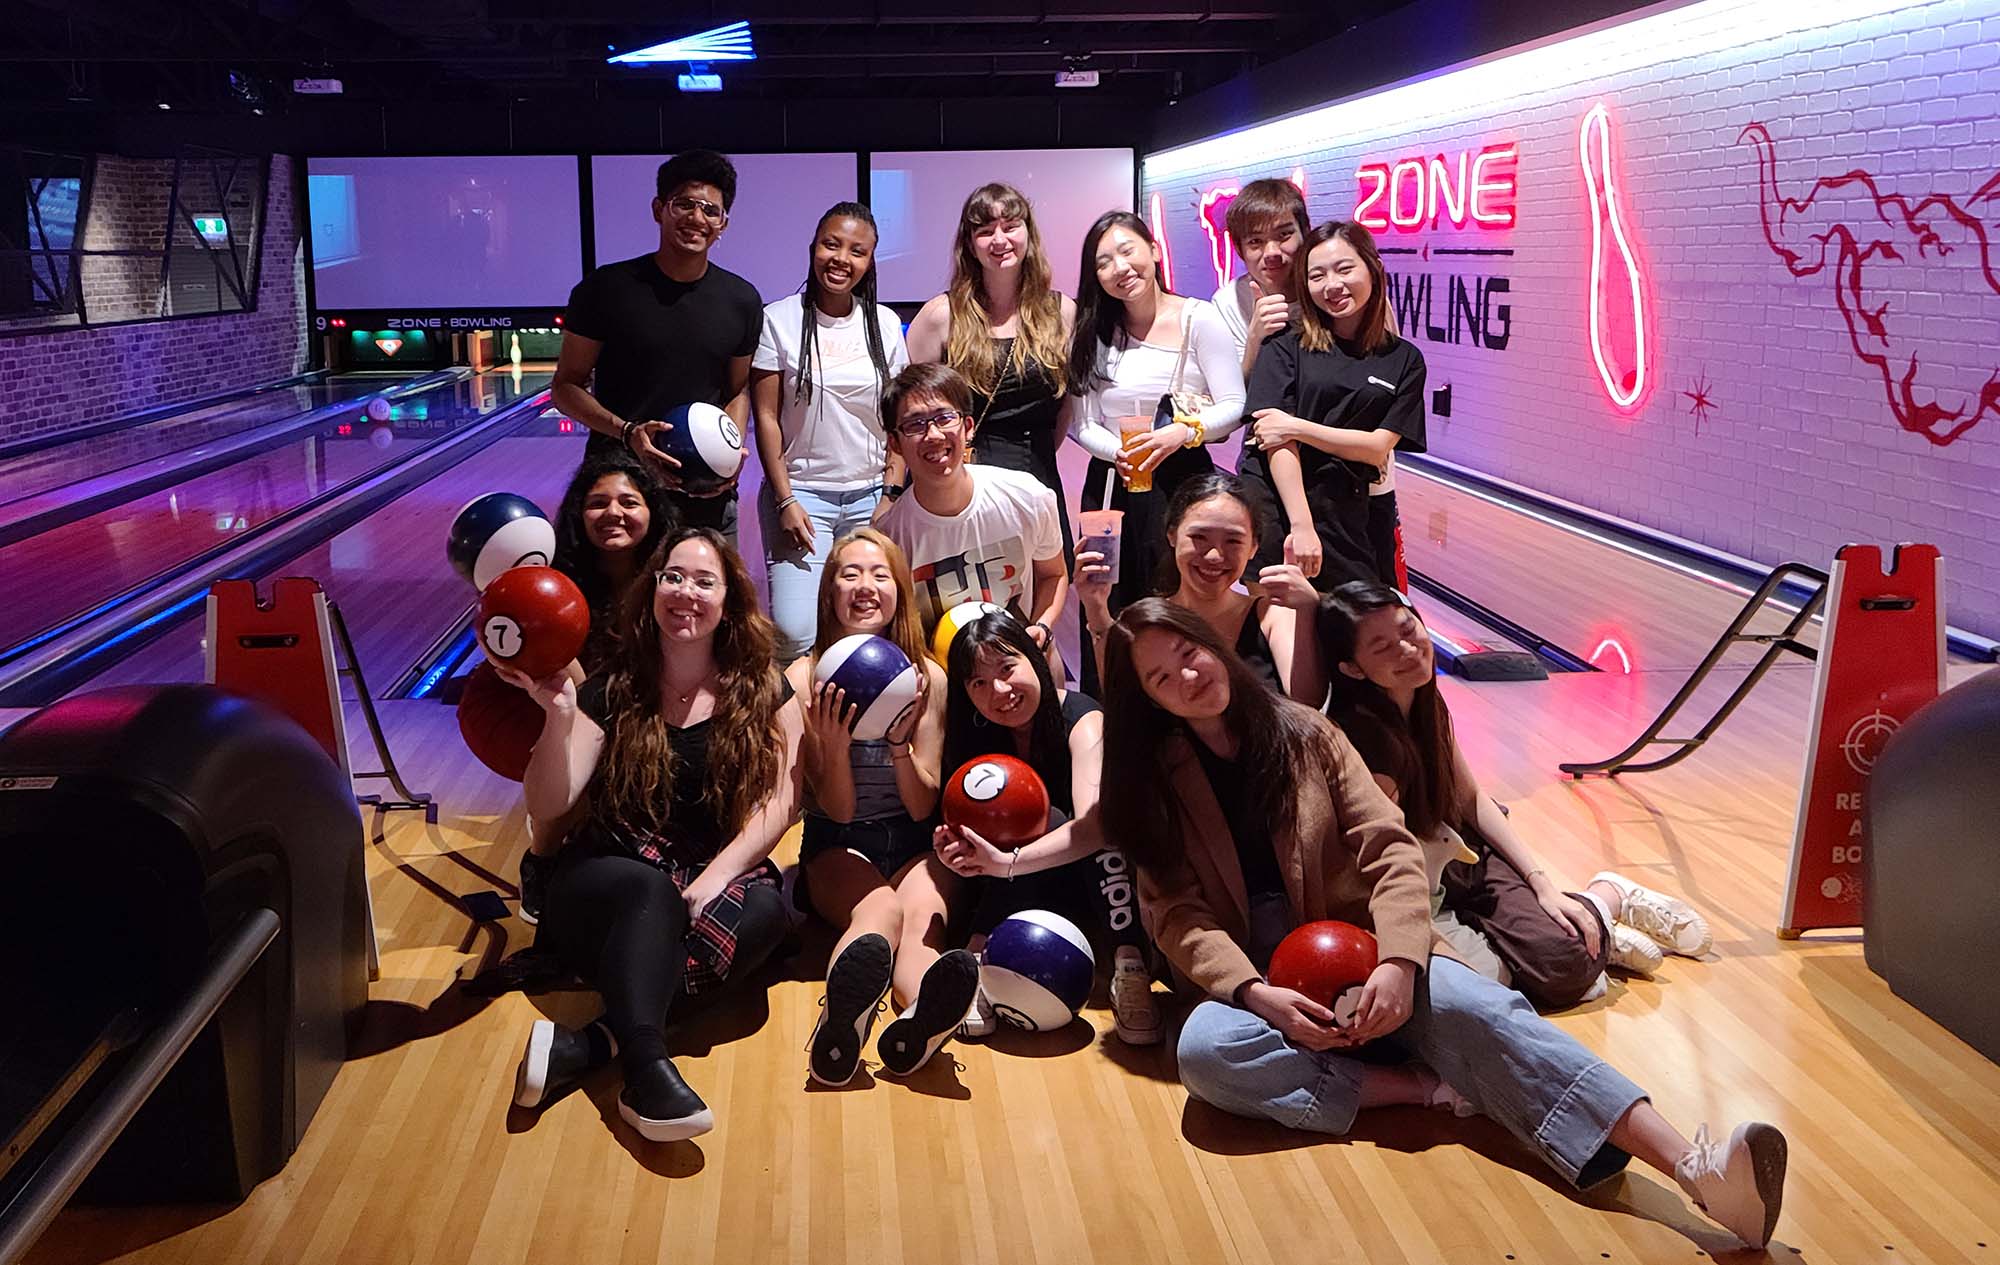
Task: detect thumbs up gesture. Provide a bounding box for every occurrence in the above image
[1248,276,1291,343]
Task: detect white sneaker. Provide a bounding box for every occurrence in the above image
[1607,924,1665,975]
[1110,946,1164,1046]
[1416,1065,1478,1117]
[956,983,997,1039]
[1579,971,1610,1002]
[1675,1122,1788,1249]
[1593,871,1713,957]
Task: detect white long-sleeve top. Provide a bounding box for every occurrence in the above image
[1068,298,1248,464]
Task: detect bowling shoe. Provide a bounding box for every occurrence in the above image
[1592,871,1714,957]
[1674,1121,1788,1249]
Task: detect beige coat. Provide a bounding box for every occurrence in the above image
[1135,706,1448,1002]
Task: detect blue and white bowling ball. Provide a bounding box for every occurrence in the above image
[365,397,393,423]
[659,402,744,493]
[447,492,556,591]
[982,909,1095,1032]
[813,634,922,742]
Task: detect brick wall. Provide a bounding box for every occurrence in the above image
[1142,0,2000,641]
[0,154,309,445]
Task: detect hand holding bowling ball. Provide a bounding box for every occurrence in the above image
[932,822,1011,878]
[942,754,1050,846]
[1266,920,1381,1036]
[478,566,590,680]
[629,403,744,498]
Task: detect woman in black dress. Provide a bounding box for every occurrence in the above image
[1238,220,1429,591]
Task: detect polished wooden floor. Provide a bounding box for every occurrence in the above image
[25,647,2000,1265]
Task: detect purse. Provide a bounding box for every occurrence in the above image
[1151,305,1212,434]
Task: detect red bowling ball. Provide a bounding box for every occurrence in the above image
[1267,920,1379,1026]
[477,566,589,680]
[942,754,1051,846]
[457,661,544,781]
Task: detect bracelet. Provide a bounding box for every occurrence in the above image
[775,493,799,513]
[620,418,641,451]
[1007,848,1020,880]
[1030,620,1053,644]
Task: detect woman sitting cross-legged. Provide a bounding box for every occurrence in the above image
[1319,581,1713,1009]
[1093,598,1788,1251]
[501,527,804,1142]
[786,528,980,1086]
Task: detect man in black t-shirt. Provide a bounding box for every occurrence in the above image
[555,149,763,540]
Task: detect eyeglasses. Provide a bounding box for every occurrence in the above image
[667,195,727,225]
[893,409,966,439]
[656,568,723,594]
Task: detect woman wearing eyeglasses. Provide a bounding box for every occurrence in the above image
[905,183,1077,557]
[500,526,804,1144]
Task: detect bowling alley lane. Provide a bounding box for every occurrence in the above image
[0,370,549,657]
[85,406,582,694]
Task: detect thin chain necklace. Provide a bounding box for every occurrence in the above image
[667,667,715,707]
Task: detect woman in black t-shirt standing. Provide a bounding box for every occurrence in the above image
[499,526,804,1143]
[1239,221,1428,592]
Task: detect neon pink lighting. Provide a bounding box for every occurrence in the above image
[1195,167,1309,291]
[1356,145,1516,232]
[1590,638,1633,674]
[1149,190,1173,294]
[1579,102,1650,411]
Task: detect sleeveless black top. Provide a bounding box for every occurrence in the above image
[969,337,1070,551]
[1232,601,1284,696]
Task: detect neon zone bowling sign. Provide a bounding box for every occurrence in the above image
[1355,142,1518,232]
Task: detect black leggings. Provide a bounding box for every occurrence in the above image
[541,851,788,1066]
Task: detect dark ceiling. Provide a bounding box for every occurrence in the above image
[8,0,1417,144]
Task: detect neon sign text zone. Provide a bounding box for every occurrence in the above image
[1356,144,1518,231]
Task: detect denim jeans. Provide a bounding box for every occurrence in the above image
[1176,957,1646,1188]
[760,481,883,662]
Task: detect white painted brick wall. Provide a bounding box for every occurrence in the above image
[1143,0,2000,641]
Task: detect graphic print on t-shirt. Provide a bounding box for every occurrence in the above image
[909,534,1031,629]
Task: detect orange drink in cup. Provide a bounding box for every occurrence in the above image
[1117,415,1155,493]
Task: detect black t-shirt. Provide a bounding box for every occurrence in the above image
[1191,734,1291,968]
[563,253,763,459]
[575,673,793,862]
[1241,328,1427,499]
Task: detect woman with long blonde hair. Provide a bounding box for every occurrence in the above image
[500,526,804,1143]
[781,528,976,1085]
[906,183,1078,556]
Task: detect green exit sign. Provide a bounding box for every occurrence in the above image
[192,216,230,245]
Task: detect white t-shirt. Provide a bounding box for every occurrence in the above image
[753,294,910,490]
[1214,276,1396,496]
[876,465,1064,630]
[1069,298,1248,464]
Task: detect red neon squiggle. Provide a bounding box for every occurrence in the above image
[1149,190,1173,294]
[1590,638,1633,674]
[1196,168,1309,291]
[1579,102,1650,411]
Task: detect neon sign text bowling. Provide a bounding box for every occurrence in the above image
[1355,143,1518,232]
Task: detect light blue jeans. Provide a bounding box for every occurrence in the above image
[1177,957,1646,1188]
[761,481,883,662]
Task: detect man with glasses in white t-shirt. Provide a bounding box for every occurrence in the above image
[874,363,1068,651]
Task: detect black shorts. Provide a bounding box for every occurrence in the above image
[799,812,935,881]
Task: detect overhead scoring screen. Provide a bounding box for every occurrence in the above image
[591,153,857,303]
[869,148,1136,304]
[306,155,582,310]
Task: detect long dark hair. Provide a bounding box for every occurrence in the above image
[593,527,784,841]
[551,452,676,618]
[942,611,1070,796]
[795,201,893,408]
[1098,598,1335,870]
[1318,581,1468,838]
[1295,220,1395,355]
[1157,472,1274,598]
[1067,210,1171,396]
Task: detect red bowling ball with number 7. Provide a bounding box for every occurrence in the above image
[943,755,1051,846]
[1267,920,1379,1027]
[477,566,589,680]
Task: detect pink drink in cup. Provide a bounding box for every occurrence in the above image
[1077,509,1124,585]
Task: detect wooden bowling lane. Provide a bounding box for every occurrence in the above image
[24,658,2000,1265]
[0,373,550,658]
[1396,463,1825,674]
[84,409,582,697]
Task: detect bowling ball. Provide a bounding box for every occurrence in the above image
[931,600,1003,664]
[365,397,393,423]
[656,402,744,493]
[367,421,394,449]
[458,660,543,781]
[477,566,590,680]
[942,754,1050,846]
[447,492,556,591]
[1267,920,1379,1026]
[813,634,922,742]
[981,909,1095,1032]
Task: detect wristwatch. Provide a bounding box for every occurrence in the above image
[1030,620,1053,645]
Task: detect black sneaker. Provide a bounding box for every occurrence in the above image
[808,933,893,1086]
[513,1018,611,1109]
[518,851,553,926]
[876,949,980,1077]
[618,1058,714,1142]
